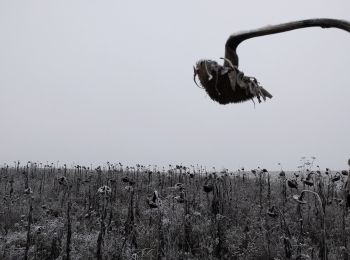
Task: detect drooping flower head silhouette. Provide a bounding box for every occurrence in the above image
[194,18,350,105]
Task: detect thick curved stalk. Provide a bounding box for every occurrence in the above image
[299,190,327,260]
[225,18,350,66]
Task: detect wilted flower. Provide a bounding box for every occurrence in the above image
[147,190,160,209]
[292,194,307,204]
[203,183,214,193]
[174,183,184,191]
[122,176,135,185]
[58,176,67,186]
[97,185,111,195]
[287,180,298,189]
[331,174,340,182]
[121,176,130,183]
[195,19,350,106]
[303,180,314,186]
[193,59,272,105]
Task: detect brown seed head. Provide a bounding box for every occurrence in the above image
[194,59,272,105]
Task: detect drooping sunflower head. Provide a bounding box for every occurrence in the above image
[193,59,272,105]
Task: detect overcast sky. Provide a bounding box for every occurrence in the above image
[0,1,349,171]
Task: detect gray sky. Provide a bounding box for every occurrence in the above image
[0,0,349,171]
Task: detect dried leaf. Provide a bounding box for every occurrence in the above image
[237,72,245,88]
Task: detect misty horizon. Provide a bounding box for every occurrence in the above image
[1,1,349,170]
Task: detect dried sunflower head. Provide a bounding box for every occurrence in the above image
[194,59,272,105]
[194,19,350,105]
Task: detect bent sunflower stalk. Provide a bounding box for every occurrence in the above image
[194,18,350,105]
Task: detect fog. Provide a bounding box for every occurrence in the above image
[0,1,349,170]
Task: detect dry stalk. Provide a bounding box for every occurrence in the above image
[24,196,33,260]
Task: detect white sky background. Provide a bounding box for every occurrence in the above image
[0,1,349,171]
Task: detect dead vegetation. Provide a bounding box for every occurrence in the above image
[0,160,350,259]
